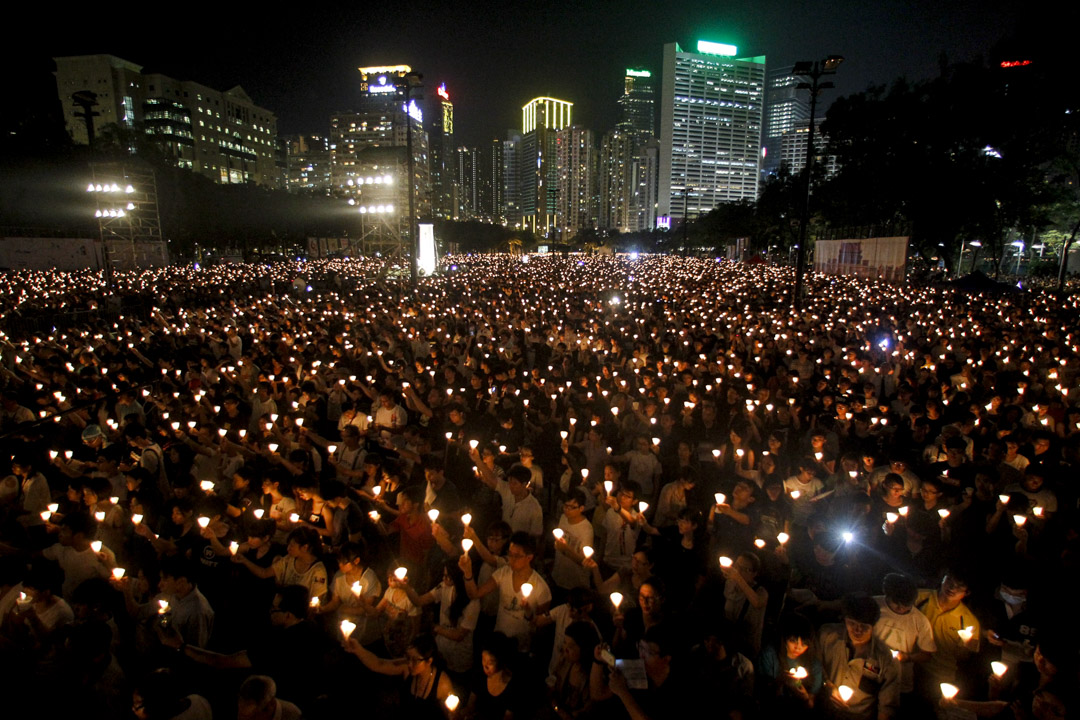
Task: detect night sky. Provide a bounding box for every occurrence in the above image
[12,0,1039,147]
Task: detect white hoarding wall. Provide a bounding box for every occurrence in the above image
[0,237,103,271]
[814,236,909,284]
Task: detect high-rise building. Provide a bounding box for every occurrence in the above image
[428,83,456,219]
[763,65,810,177]
[658,41,765,220]
[631,139,660,231]
[619,68,656,141]
[555,125,597,239]
[598,127,635,231]
[778,118,838,179]
[474,139,503,224]
[285,135,332,194]
[53,54,281,187]
[455,146,476,219]
[502,132,522,228]
[519,97,573,236]
[331,66,429,217]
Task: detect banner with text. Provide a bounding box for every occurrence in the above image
[814,236,909,284]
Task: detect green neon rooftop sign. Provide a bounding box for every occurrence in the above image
[626,68,652,77]
[697,40,737,56]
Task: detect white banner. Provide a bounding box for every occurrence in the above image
[814,236,909,284]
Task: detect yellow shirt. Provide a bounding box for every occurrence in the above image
[915,589,980,682]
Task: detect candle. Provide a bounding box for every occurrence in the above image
[158,599,169,614]
[112,568,125,580]
[289,513,300,523]
[790,666,808,679]
[838,685,854,702]
[428,509,440,522]
[369,510,381,522]
[461,538,473,553]
[445,695,460,712]
[64,451,73,460]
[712,449,721,458]
[581,469,589,480]
[610,592,624,608]
[552,528,564,540]
[891,649,900,659]
[310,596,320,608]
[719,556,733,568]
[253,509,264,519]
[48,503,59,513]
[268,443,278,453]
[638,501,649,513]
[40,511,52,522]
[469,440,479,450]
[109,496,118,504]
[898,506,909,517]
[940,683,959,700]
[229,541,240,555]
[49,450,58,460]
[777,533,790,545]
[351,580,362,596]
[957,626,975,642]
[754,538,766,548]
[200,480,214,491]
[197,516,210,528]
[132,513,143,524]
[95,511,106,522]
[1033,506,1044,517]
[394,567,408,581]
[582,546,594,559]
[886,512,899,523]
[340,619,357,639]
[520,582,533,599]
[938,509,950,519]
[604,480,613,494]
[999,494,1010,504]
[461,513,472,526]
[327,445,337,455]
[790,490,801,500]
[1013,515,1027,527]
[715,493,726,505]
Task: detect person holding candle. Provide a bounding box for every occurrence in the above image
[819,593,900,720]
[471,447,544,542]
[316,541,382,646]
[552,489,594,593]
[598,479,644,573]
[395,559,480,678]
[871,574,936,704]
[381,485,435,583]
[783,460,827,528]
[155,555,214,649]
[758,614,823,712]
[720,551,769,657]
[913,569,980,698]
[343,632,455,720]
[653,467,697,529]
[43,511,116,600]
[235,526,327,604]
[461,530,551,651]
[4,561,74,647]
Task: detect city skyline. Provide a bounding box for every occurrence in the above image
[12,0,1030,148]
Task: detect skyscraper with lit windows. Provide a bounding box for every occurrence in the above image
[658,41,765,221]
[519,96,573,236]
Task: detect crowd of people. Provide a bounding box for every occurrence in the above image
[0,253,1077,720]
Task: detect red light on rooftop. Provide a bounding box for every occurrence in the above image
[437,83,450,100]
[1000,60,1032,68]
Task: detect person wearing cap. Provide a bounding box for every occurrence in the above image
[819,593,900,720]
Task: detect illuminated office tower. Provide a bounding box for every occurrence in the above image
[53,54,280,187]
[474,139,503,224]
[502,131,522,228]
[779,118,837,178]
[598,127,634,231]
[763,65,809,177]
[330,65,429,216]
[658,41,765,221]
[427,83,456,219]
[455,146,476,219]
[285,135,332,194]
[619,68,656,141]
[555,125,597,239]
[519,96,573,236]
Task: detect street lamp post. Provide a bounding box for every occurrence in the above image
[791,55,843,311]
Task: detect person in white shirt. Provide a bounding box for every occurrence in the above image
[461,531,552,651]
[873,573,936,694]
[43,512,116,600]
[237,675,303,720]
[394,561,482,675]
[552,489,594,590]
[472,451,544,540]
[616,435,663,500]
[600,480,645,572]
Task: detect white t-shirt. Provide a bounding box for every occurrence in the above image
[492,565,551,649]
[431,583,481,673]
[552,515,593,590]
[272,556,328,601]
[497,481,544,537]
[331,567,382,645]
[43,543,114,600]
[874,595,937,692]
[601,508,641,571]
